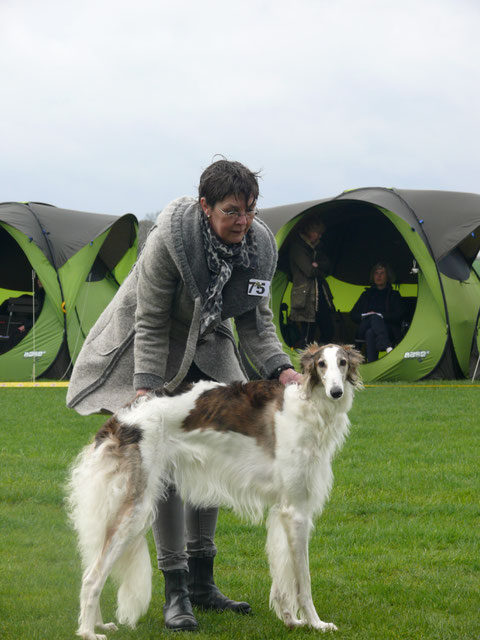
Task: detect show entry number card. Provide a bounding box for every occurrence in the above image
[248,279,271,297]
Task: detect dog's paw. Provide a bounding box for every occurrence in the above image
[283,613,306,628]
[313,620,337,632]
[77,632,108,640]
[97,622,118,632]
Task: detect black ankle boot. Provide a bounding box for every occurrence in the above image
[187,557,252,614]
[162,569,198,631]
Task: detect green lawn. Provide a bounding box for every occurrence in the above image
[1,385,479,640]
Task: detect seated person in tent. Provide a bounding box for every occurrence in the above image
[288,216,334,347]
[0,298,10,352]
[350,262,404,362]
[6,278,45,349]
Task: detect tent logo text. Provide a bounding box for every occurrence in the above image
[403,350,430,362]
[23,350,47,359]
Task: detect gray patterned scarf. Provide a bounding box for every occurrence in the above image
[199,212,257,336]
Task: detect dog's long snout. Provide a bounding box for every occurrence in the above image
[330,386,343,400]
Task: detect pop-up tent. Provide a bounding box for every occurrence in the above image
[260,188,480,382]
[0,202,137,381]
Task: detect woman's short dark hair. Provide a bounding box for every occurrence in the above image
[198,159,261,208]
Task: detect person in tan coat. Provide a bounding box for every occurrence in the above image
[288,217,334,347]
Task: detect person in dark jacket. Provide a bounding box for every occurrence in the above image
[288,217,334,347]
[350,262,404,362]
[1,277,45,351]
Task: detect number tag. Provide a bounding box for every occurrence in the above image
[247,279,270,297]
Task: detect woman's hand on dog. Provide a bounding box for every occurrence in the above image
[278,368,303,386]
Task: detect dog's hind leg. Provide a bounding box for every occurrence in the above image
[78,554,119,640]
[280,505,337,632]
[78,566,110,640]
[266,506,304,628]
[77,527,135,640]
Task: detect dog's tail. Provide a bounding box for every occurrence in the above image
[66,442,128,569]
[112,533,152,627]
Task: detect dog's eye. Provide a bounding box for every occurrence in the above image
[317,360,326,368]
[339,359,347,367]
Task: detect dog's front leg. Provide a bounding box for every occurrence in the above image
[280,506,337,632]
[266,506,304,628]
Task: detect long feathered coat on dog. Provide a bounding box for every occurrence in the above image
[67,197,292,415]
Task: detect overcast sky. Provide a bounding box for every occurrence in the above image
[1,0,479,218]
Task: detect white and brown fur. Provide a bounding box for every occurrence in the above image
[67,344,363,639]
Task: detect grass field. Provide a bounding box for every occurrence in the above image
[1,384,479,640]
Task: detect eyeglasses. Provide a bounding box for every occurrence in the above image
[217,206,258,219]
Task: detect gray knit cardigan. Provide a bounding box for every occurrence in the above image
[66,197,292,415]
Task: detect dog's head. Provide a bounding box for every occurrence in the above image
[299,343,364,399]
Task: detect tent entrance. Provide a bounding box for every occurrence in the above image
[276,201,419,347]
[272,200,455,381]
[0,225,46,359]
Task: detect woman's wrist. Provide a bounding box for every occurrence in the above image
[269,364,293,380]
[269,364,303,386]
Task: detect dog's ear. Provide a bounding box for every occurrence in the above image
[299,343,322,397]
[299,343,321,375]
[342,345,364,388]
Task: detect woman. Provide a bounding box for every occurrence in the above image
[288,216,334,347]
[67,159,301,632]
[350,262,405,362]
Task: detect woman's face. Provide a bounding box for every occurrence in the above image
[307,229,321,244]
[373,267,388,289]
[200,194,256,244]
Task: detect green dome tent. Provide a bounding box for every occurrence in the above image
[260,188,480,382]
[0,202,137,382]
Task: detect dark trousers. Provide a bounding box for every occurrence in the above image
[357,315,392,362]
[151,363,219,572]
[299,304,334,347]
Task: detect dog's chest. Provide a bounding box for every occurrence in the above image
[275,401,348,491]
[274,434,332,508]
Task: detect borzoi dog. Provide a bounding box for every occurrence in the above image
[67,344,363,639]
